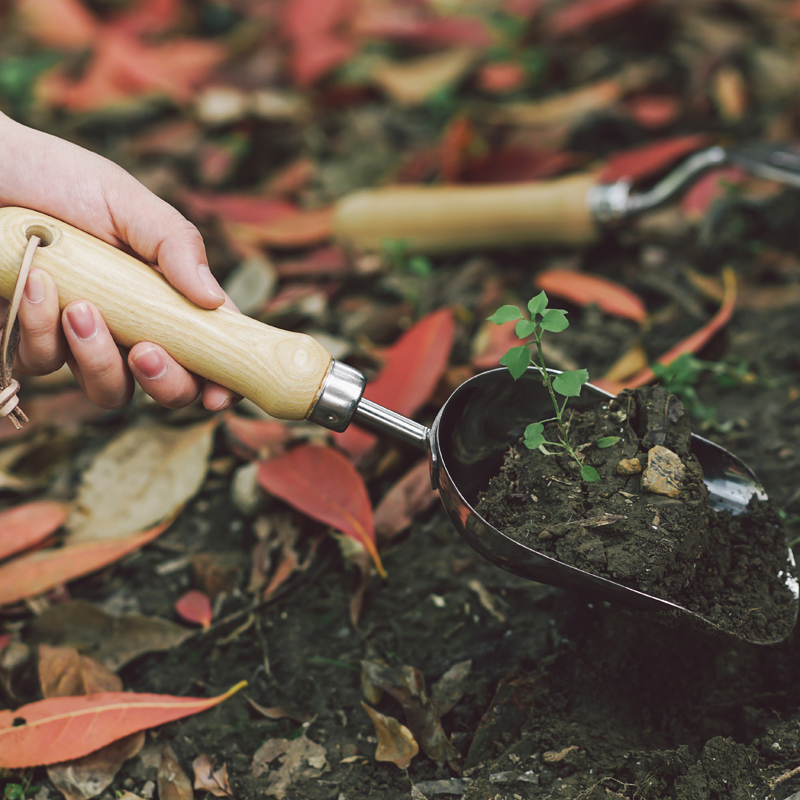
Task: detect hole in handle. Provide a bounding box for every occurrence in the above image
[25,224,55,247]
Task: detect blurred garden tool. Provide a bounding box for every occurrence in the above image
[0,207,796,645]
[334,144,800,252]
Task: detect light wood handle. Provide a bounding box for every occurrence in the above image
[0,208,332,420]
[333,173,601,253]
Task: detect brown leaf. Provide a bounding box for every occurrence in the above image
[431,661,472,716]
[192,755,234,797]
[158,746,194,800]
[374,460,439,541]
[38,645,121,698]
[250,736,327,799]
[361,702,419,769]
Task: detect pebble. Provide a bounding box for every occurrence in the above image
[616,457,642,475]
[641,445,685,498]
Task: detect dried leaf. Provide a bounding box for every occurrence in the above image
[16,0,97,49]
[223,414,289,460]
[431,660,472,716]
[174,591,213,630]
[227,208,334,249]
[374,460,438,541]
[361,660,461,766]
[257,444,385,577]
[372,48,478,106]
[67,419,216,543]
[599,134,710,184]
[0,519,173,607]
[624,94,681,129]
[335,308,456,458]
[0,681,246,768]
[250,736,328,799]
[158,745,193,800]
[0,501,68,562]
[361,702,419,769]
[38,645,121,698]
[534,270,647,322]
[29,600,193,672]
[548,0,655,37]
[180,192,297,226]
[354,6,492,47]
[680,167,747,220]
[245,697,313,724]
[192,755,233,797]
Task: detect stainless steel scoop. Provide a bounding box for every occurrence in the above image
[0,208,796,645]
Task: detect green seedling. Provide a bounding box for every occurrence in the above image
[488,291,604,482]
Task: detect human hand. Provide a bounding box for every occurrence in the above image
[0,112,238,411]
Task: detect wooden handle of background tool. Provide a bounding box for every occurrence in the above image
[0,208,332,420]
[333,172,601,253]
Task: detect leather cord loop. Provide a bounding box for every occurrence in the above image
[0,235,40,428]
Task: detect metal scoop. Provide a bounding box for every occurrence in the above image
[0,208,796,645]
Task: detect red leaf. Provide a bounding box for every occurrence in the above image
[175,591,213,630]
[535,270,647,322]
[624,94,682,129]
[471,319,521,371]
[276,246,349,279]
[548,0,655,37]
[476,62,527,94]
[0,501,69,562]
[374,460,438,541]
[223,414,290,460]
[599,134,710,185]
[112,0,181,37]
[680,167,747,220]
[0,682,246,768]
[335,308,456,458]
[596,267,737,394]
[238,208,334,249]
[461,146,579,184]
[257,444,385,576]
[0,519,173,607]
[180,192,297,226]
[355,8,493,47]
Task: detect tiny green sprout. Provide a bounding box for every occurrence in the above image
[488,291,599,482]
[596,436,621,449]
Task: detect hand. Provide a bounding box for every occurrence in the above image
[0,112,238,411]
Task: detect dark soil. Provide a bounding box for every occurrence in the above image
[476,385,798,644]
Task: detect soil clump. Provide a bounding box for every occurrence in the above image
[477,385,797,642]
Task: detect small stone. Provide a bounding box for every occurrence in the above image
[641,445,685,498]
[616,458,642,475]
[538,530,553,541]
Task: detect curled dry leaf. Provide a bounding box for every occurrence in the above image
[534,270,647,322]
[250,736,328,799]
[192,755,234,797]
[158,745,194,800]
[67,419,216,544]
[361,702,419,769]
[0,500,68,562]
[431,660,472,716]
[38,645,121,698]
[0,681,246,768]
[374,460,439,541]
[174,590,213,629]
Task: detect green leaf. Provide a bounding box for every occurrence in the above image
[540,308,569,333]
[596,436,621,449]
[515,319,537,339]
[487,305,523,325]
[524,422,545,449]
[499,346,531,380]
[552,369,589,397]
[527,291,548,317]
[581,465,600,482]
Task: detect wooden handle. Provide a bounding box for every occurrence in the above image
[0,208,333,420]
[333,173,601,253]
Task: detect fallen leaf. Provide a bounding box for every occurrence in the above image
[596,267,737,393]
[0,518,173,607]
[276,246,349,279]
[38,645,121,698]
[361,660,461,766]
[374,460,438,541]
[0,501,68,562]
[29,600,193,672]
[0,682,246,768]
[461,145,579,184]
[372,48,478,106]
[354,6,492,47]
[257,444,385,577]
[250,736,328,799]
[16,0,97,49]
[158,745,194,800]
[227,208,335,249]
[361,702,419,769]
[599,134,710,184]
[476,62,527,94]
[680,166,748,220]
[192,755,233,797]
[335,308,456,459]
[223,414,290,460]
[245,697,313,724]
[174,591,213,630]
[548,0,655,37]
[222,252,277,317]
[543,745,580,762]
[67,419,216,543]
[534,270,647,321]
[711,64,748,121]
[0,390,110,443]
[624,94,681,128]
[431,660,472,716]
[180,192,297,226]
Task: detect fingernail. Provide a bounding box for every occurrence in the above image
[211,396,233,412]
[198,264,224,301]
[132,347,168,380]
[25,271,45,304]
[66,302,97,341]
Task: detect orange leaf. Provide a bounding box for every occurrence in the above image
[596,267,737,394]
[599,134,710,185]
[223,414,290,459]
[0,518,173,607]
[335,308,456,458]
[0,682,246,768]
[534,270,647,322]
[0,501,69,562]
[257,444,385,577]
[180,192,297,226]
[243,208,335,249]
[175,591,213,630]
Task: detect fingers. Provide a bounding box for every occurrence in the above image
[128,342,206,409]
[62,300,134,409]
[15,270,68,375]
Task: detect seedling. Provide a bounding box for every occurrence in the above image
[488,291,603,482]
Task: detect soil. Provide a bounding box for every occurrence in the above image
[476,385,798,643]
